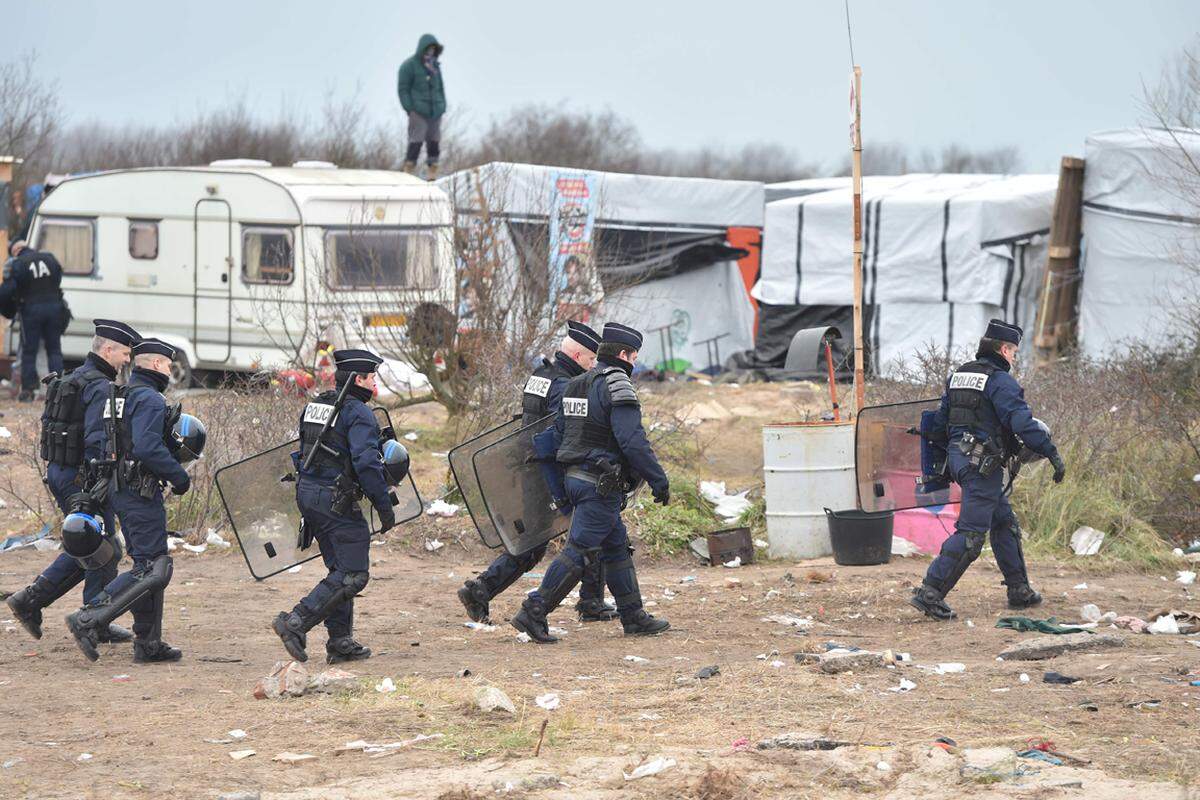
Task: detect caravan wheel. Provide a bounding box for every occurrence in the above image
[170,352,194,388]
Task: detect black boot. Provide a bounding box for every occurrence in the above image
[17,389,34,403]
[326,636,372,664]
[621,608,670,636]
[577,598,620,622]
[133,639,182,663]
[576,559,618,622]
[457,579,491,624]
[7,582,49,639]
[97,623,134,644]
[65,609,102,662]
[511,597,558,644]
[909,584,957,620]
[272,610,312,662]
[1006,582,1043,609]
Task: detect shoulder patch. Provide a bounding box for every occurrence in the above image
[604,367,639,406]
[524,375,552,398]
[303,402,338,425]
[948,372,989,392]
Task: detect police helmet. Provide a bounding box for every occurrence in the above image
[61,512,121,571]
[380,438,410,486]
[172,413,207,462]
[1015,418,1051,465]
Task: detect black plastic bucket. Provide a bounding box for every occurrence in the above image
[825,507,894,566]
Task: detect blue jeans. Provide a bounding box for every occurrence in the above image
[20,300,65,388]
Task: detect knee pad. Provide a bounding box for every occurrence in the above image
[963,531,986,560]
[541,549,586,610]
[342,571,369,595]
[517,544,548,573]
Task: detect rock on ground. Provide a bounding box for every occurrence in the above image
[998,632,1125,661]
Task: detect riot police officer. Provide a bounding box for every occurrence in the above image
[66,338,194,663]
[458,320,620,625]
[7,320,140,643]
[272,349,395,664]
[8,240,68,402]
[910,320,1066,620]
[512,322,672,644]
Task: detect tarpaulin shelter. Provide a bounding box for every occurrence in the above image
[1077,128,1200,357]
[438,162,763,373]
[748,174,1056,377]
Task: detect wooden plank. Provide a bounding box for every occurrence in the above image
[1034,156,1085,359]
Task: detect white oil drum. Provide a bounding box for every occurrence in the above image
[762,421,856,559]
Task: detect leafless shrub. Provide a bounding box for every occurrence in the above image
[835,140,1021,176]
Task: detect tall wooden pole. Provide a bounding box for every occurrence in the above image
[850,67,865,416]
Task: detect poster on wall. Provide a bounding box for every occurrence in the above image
[548,173,602,323]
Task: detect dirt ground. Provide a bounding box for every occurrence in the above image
[0,385,1198,799]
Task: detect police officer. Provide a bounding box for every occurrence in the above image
[8,240,68,402]
[7,320,141,643]
[910,320,1066,620]
[458,320,621,624]
[512,322,672,644]
[66,338,193,662]
[272,349,395,664]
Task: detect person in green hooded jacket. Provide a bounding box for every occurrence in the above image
[397,33,446,179]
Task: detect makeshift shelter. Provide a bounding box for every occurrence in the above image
[438,163,763,373]
[1077,128,1200,357]
[748,174,1056,377]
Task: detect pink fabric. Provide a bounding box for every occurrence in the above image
[893,506,959,554]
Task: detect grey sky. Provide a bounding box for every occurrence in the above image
[14,0,1198,173]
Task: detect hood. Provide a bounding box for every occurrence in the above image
[415,33,442,58]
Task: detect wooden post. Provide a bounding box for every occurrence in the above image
[0,157,19,362]
[1033,156,1085,358]
[850,67,865,416]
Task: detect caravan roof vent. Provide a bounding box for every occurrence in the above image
[292,160,338,169]
[209,158,272,168]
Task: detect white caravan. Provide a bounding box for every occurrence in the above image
[22,162,454,383]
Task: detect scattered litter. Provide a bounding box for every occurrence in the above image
[891,536,921,557]
[515,632,532,643]
[698,481,753,522]
[1070,526,1105,556]
[76,753,93,762]
[763,614,814,629]
[0,524,51,553]
[623,756,677,781]
[1177,571,1196,585]
[0,426,10,438]
[755,649,780,660]
[286,565,302,574]
[624,655,649,663]
[695,665,721,679]
[182,542,207,554]
[32,538,59,552]
[680,575,697,583]
[723,556,742,569]
[424,538,444,552]
[198,656,243,663]
[1113,615,1150,633]
[228,750,256,761]
[425,499,459,517]
[965,619,975,628]
[375,677,396,694]
[254,661,358,699]
[457,668,472,678]
[887,678,917,693]
[1078,701,1099,712]
[403,431,419,441]
[753,538,768,548]
[334,734,444,756]
[769,660,785,668]
[1080,604,1102,623]
[112,674,131,682]
[996,616,1090,635]
[1043,671,1081,685]
[1146,608,1200,635]
[1018,749,1063,766]
[1074,583,1089,590]
[639,713,661,721]
[475,686,516,714]
[464,621,496,632]
[229,729,248,741]
[272,752,317,764]
[732,737,750,752]
[206,530,231,548]
[757,733,856,751]
[876,761,891,772]
[2,758,23,768]
[535,692,560,710]
[548,626,568,636]
[1127,699,1162,709]
[1149,614,1180,635]
[1019,674,1031,683]
[819,649,883,674]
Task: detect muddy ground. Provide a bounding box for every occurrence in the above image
[0,384,1197,799]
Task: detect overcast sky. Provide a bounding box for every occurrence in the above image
[13,1,1198,173]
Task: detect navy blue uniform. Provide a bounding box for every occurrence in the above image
[529,357,668,618]
[40,353,120,603]
[11,248,66,389]
[291,392,390,641]
[922,350,1059,597]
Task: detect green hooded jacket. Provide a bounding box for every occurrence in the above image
[397,33,446,119]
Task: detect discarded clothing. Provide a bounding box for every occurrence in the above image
[996,616,1090,635]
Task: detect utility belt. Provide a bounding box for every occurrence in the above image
[956,432,1007,477]
[119,460,166,499]
[298,469,364,516]
[566,459,632,497]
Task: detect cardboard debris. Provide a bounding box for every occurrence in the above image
[272,752,317,764]
[1070,526,1105,556]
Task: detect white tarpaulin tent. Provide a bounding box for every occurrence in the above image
[1078,128,1200,357]
[753,174,1056,375]
[439,163,762,373]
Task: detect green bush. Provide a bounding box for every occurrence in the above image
[627,474,722,556]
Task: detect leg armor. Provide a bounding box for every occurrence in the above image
[66,555,173,662]
[604,547,670,636]
[510,546,586,644]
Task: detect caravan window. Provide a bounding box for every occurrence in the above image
[35,217,95,275]
[242,226,294,284]
[128,220,158,260]
[324,227,437,289]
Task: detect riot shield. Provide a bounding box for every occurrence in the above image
[471,416,570,556]
[855,399,962,513]
[216,436,424,581]
[447,417,524,549]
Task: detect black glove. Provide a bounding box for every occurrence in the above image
[171,474,191,496]
[1048,453,1066,484]
[375,503,397,533]
[653,485,670,506]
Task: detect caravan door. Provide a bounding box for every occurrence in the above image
[193,198,233,363]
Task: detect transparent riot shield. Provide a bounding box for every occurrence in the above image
[365,406,425,531]
[447,417,524,549]
[216,437,423,580]
[471,416,570,556]
[855,399,962,513]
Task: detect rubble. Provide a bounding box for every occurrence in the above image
[998,632,1124,661]
[818,649,884,674]
[475,686,516,714]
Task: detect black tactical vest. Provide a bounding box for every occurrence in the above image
[20,252,61,302]
[298,390,353,474]
[946,359,999,435]
[521,358,567,425]
[556,368,621,466]
[39,366,107,466]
